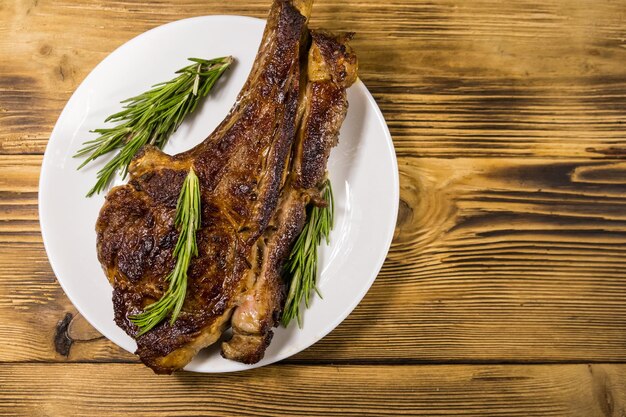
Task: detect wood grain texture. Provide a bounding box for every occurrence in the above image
[1,1,625,157]
[1,156,626,362]
[1,0,626,414]
[0,363,625,416]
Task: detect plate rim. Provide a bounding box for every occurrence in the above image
[38,14,399,373]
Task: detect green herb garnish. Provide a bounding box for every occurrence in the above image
[130,168,201,336]
[74,56,232,197]
[281,179,334,327]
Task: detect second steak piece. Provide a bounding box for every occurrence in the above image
[222,31,358,363]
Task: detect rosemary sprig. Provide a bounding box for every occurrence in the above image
[130,168,201,336]
[74,56,232,197]
[281,179,334,328]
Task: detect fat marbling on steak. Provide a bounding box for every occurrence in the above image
[95,0,357,373]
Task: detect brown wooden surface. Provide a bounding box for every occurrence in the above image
[2,364,625,416]
[1,0,626,415]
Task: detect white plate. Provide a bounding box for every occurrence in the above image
[39,15,398,373]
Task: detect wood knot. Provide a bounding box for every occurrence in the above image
[391,161,459,251]
[56,55,75,83]
[54,311,104,357]
[396,198,413,229]
[39,44,52,56]
[589,365,616,417]
[54,312,73,356]
[395,197,413,241]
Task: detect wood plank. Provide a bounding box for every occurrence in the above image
[305,156,626,362]
[0,363,624,416]
[2,154,626,362]
[1,0,625,157]
[0,155,41,241]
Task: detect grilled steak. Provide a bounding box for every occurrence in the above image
[96,0,357,373]
[222,31,357,363]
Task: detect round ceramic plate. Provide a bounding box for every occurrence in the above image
[39,15,398,372]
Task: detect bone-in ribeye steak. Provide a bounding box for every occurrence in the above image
[96,0,357,374]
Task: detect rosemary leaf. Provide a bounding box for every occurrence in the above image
[129,167,201,336]
[281,179,334,328]
[75,56,232,197]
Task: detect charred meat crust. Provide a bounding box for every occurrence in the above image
[294,31,358,190]
[293,81,346,190]
[308,31,358,87]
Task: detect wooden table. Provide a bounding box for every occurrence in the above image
[1,0,626,415]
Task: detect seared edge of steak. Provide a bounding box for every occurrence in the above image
[221,31,358,364]
[221,190,307,364]
[293,31,358,190]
